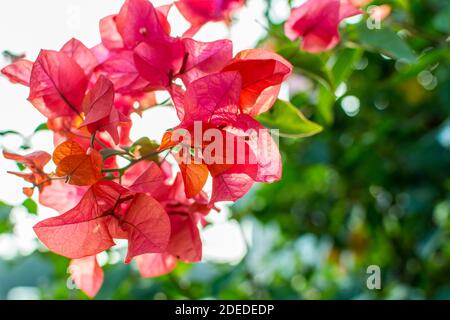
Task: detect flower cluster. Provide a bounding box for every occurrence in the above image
[1,0,291,297]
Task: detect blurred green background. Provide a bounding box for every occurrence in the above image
[0,0,449,299]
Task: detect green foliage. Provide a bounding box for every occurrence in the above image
[22,198,38,215]
[0,201,13,234]
[351,25,417,63]
[278,46,335,91]
[130,137,160,161]
[257,99,323,138]
[33,123,48,133]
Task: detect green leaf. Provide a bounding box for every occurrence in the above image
[33,123,48,133]
[317,84,335,125]
[0,201,13,233]
[278,46,335,92]
[331,48,363,85]
[316,48,362,125]
[257,99,323,138]
[0,130,21,136]
[22,198,38,215]
[131,137,160,162]
[100,148,127,160]
[355,24,416,63]
[390,48,450,84]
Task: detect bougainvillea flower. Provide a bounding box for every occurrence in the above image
[133,38,185,90]
[122,193,170,263]
[223,49,292,116]
[178,38,233,85]
[115,0,171,49]
[34,180,170,262]
[100,15,124,50]
[28,50,88,118]
[207,115,281,202]
[210,166,255,203]
[96,50,150,94]
[162,71,282,201]
[127,162,165,198]
[157,173,210,262]
[60,38,98,76]
[181,71,242,126]
[3,151,51,175]
[53,139,103,186]
[169,47,291,119]
[48,117,125,170]
[80,75,129,144]
[167,212,202,261]
[69,255,104,298]
[1,0,295,295]
[285,0,362,53]
[231,114,282,183]
[135,253,177,278]
[98,1,186,91]
[176,0,245,37]
[3,151,51,195]
[1,58,33,86]
[99,2,172,50]
[161,72,242,198]
[34,181,130,259]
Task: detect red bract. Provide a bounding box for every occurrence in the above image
[99,3,172,50]
[69,255,104,298]
[135,253,177,278]
[3,151,50,175]
[28,50,88,119]
[39,180,87,213]
[3,151,51,195]
[179,38,233,84]
[176,0,245,37]
[1,59,33,86]
[116,0,169,49]
[81,75,129,144]
[133,38,185,89]
[34,180,170,261]
[96,50,150,94]
[100,15,124,50]
[127,162,166,197]
[60,38,98,76]
[182,71,241,126]
[122,193,170,263]
[222,49,292,116]
[285,0,361,53]
[156,173,210,263]
[34,181,129,259]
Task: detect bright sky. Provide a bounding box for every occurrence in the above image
[0,0,294,264]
